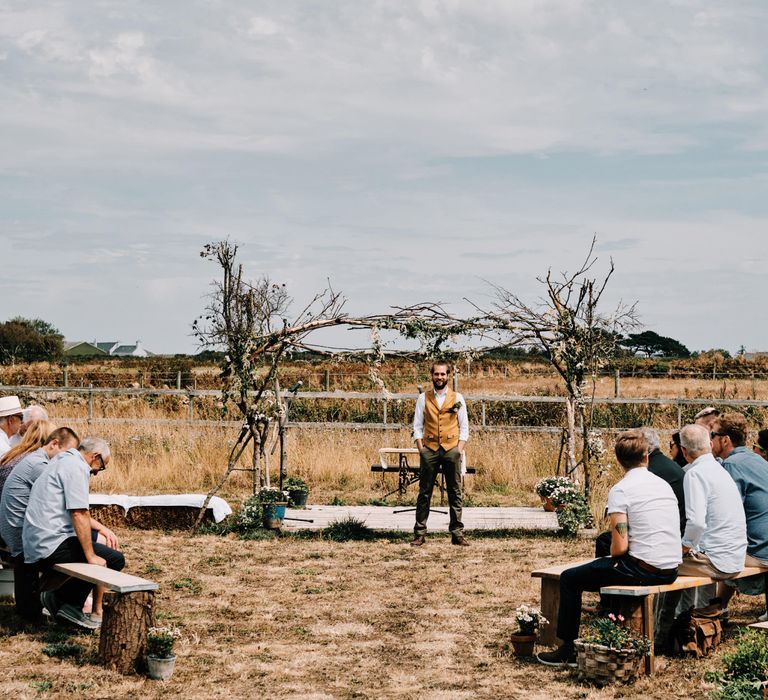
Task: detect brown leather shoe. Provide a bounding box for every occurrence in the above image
[451,535,470,546]
[410,535,426,546]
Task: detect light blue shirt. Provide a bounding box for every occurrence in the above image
[682,452,747,573]
[722,446,768,560]
[22,448,91,563]
[0,448,50,557]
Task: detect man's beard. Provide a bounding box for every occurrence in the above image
[433,378,447,390]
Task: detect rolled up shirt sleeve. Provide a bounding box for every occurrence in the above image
[456,393,469,442]
[682,471,707,550]
[412,393,426,441]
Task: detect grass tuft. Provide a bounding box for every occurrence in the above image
[323,516,376,542]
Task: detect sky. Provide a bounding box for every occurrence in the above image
[1,1,767,356]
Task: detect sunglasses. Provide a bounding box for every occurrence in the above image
[710,432,728,439]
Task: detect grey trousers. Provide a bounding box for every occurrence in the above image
[414,445,463,537]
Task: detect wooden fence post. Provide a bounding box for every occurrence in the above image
[614,369,621,398]
[88,384,94,422]
[176,371,182,390]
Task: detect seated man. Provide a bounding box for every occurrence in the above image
[710,412,768,617]
[23,437,124,630]
[537,430,681,667]
[678,423,747,580]
[0,427,80,621]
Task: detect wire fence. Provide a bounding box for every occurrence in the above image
[3,384,768,433]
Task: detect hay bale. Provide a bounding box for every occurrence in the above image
[125,506,215,530]
[89,505,128,529]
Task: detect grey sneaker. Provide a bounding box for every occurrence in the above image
[56,603,101,630]
[40,591,60,620]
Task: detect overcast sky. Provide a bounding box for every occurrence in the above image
[2,1,767,355]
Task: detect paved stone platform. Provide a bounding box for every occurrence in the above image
[282,505,558,532]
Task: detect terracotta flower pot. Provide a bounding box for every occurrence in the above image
[510,632,537,657]
[541,496,556,512]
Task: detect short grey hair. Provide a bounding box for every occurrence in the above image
[641,427,661,452]
[23,405,49,424]
[680,424,711,459]
[79,436,111,459]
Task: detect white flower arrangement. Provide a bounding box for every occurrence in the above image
[513,604,548,635]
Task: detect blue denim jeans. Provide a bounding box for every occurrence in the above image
[557,555,678,643]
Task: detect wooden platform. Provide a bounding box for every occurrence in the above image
[282,505,559,532]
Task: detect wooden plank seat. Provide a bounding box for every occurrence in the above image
[51,562,158,674]
[532,559,766,675]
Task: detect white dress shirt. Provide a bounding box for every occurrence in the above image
[682,452,747,574]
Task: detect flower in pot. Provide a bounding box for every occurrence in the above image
[534,476,575,511]
[574,614,650,684]
[146,626,181,680]
[510,605,548,657]
[258,487,289,529]
[285,475,310,508]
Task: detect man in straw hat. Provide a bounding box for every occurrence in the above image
[0,396,24,458]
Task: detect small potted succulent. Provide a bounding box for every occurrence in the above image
[285,475,310,508]
[258,487,289,529]
[510,605,548,657]
[146,626,181,680]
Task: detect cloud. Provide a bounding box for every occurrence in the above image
[1,2,768,354]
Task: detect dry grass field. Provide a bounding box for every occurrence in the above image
[3,364,768,697]
[1,529,757,700]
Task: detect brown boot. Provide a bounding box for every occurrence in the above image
[451,535,470,546]
[410,534,426,546]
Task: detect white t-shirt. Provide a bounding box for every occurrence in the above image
[0,431,11,459]
[607,467,683,571]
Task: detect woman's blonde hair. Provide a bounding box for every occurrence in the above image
[0,420,57,466]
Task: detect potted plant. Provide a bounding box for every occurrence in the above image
[258,487,289,529]
[510,604,548,657]
[534,476,574,511]
[574,614,650,685]
[146,626,180,680]
[285,475,310,508]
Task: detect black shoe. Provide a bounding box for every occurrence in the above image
[451,535,470,547]
[40,590,60,619]
[410,535,426,547]
[537,644,577,667]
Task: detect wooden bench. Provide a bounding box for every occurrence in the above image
[52,563,158,674]
[532,559,766,675]
[371,448,476,499]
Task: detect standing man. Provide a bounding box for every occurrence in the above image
[0,396,24,458]
[411,361,469,547]
[23,436,124,630]
[0,427,80,620]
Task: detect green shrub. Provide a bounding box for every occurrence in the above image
[723,630,768,682]
[324,516,376,542]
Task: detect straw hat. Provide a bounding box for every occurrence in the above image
[0,396,23,418]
